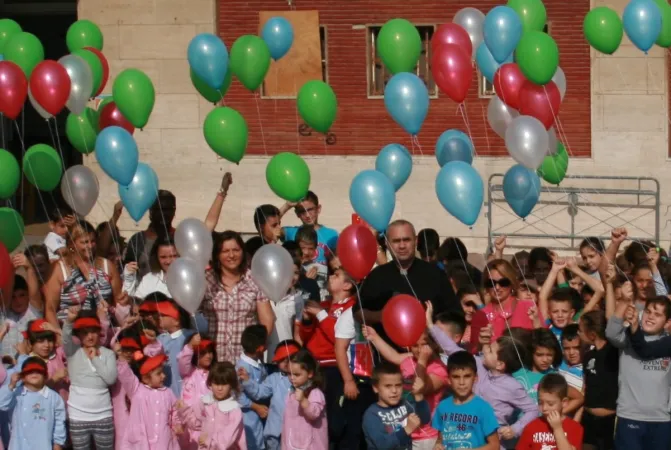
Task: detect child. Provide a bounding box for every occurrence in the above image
[427,301,537,448]
[606,296,671,449]
[434,311,467,364]
[362,362,430,449]
[116,352,182,449]
[0,275,43,360]
[296,225,329,300]
[179,361,246,449]
[178,333,216,449]
[0,357,66,449]
[282,348,328,450]
[63,307,117,450]
[138,294,161,326]
[363,326,448,448]
[456,286,483,346]
[17,319,68,400]
[515,374,584,450]
[433,351,500,450]
[579,237,606,280]
[544,288,577,342]
[239,340,300,450]
[44,208,71,261]
[235,324,269,450]
[579,310,618,450]
[156,300,192,397]
[558,324,584,392]
[517,277,539,304]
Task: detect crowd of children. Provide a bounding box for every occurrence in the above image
[2,176,671,450]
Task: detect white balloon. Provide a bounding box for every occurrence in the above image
[547,127,558,155]
[505,115,549,170]
[487,95,519,138]
[551,67,567,100]
[166,257,206,314]
[60,165,99,216]
[59,54,93,115]
[250,244,294,303]
[453,7,486,57]
[174,218,213,269]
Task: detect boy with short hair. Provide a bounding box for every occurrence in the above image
[515,373,584,450]
[44,207,72,261]
[245,204,282,258]
[546,288,576,342]
[434,311,467,365]
[432,351,499,450]
[1,275,43,360]
[558,324,584,391]
[362,362,430,449]
[296,225,329,300]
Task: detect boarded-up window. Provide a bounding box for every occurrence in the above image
[259,10,323,98]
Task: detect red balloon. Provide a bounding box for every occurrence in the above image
[493,63,526,110]
[29,61,71,116]
[84,47,109,96]
[337,224,377,281]
[431,23,473,58]
[0,242,11,289]
[0,61,28,120]
[431,44,473,103]
[99,101,135,134]
[382,294,426,348]
[518,80,561,129]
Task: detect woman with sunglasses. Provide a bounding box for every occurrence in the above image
[468,259,540,353]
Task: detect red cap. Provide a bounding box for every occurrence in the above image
[28,319,49,334]
[139,354,167,376]
[119,337,141,350]
[21,361,47,377]
[73,317,101,331]
[139,302,158,313]
[272,342,301,362]
[156,302,180,320]
[140,334,151,347]
[198,339,215,354]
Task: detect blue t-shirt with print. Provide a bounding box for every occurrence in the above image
[432,395,499,449]
[513,368,551,405]
[284,225,338,264]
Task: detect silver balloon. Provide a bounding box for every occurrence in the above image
[28,86,51,120]
[59,54,93,115]
[166,257,206,314]
[453,7,486,57]
[60,165,100,216]
[487,95,519,138]
[174,218,213,269]
[547,127,558,155]
[551,67,566,101]
[505,115,549,170]
[250,244,294,303]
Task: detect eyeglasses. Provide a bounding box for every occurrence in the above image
[485,278,512,289]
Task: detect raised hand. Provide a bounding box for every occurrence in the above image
[611,228,628,245]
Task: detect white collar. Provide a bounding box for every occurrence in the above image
[201,393,240,412]
[21,385,49,398]
[169,329,183,339]
[239,353,261,368]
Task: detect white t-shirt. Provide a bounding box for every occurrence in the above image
[266,291,303,363]
[334,307,358,364]
[44,232,66,261]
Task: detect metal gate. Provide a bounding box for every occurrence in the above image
[486,175,661,252]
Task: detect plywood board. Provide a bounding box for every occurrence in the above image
[259,10,322,97]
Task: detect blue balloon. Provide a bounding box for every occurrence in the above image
[435,130,473,167]
[0,55,4,62]
[475,42,513,83]
[95,126,138,187]
[483,6,523,63]
[118,162,159,222]
[187,33,229,90]
[503,164,541,218]
[262,17,294,60]
[435,161,484,226]
[623,0,662,53]
[384,73,429,136]
[349,170,396,232]
[375,144,413,191]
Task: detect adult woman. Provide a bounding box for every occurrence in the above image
[123,236,177,299]
[468,259,537,353]
[200,231,274,362]
[44,224,122,328]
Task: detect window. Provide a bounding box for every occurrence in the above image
[367,25,437,98]
[478,23,550,98]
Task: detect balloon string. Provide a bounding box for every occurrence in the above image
[382,234,419,300]
[458,102,477,158]
[253,92,268,156]
[412,135,423,156]
[480,101,492,154]
[293,78,301,155]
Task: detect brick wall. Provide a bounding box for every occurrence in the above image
[219,0,592,157]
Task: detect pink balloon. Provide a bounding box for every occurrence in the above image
[431,43,473,103]
[431,23,473,58]
[29,61,71,116]
[518,80,561,129]
[0,61,28,120]
[493,63,526,110]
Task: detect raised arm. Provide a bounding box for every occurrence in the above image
[363,326,409,366]
[539,259,566,319]
[204,173,232,232]
[44,262,64,330]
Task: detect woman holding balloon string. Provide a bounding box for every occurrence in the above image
[200,231,275,363]
[122,236,177,301]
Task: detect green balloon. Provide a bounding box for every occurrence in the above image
[190,68,232,104]
[537,143,569,185]
[507,0,547,32]
[297,80,337,133]
[23,144,62,192]
[66,108,98,154]
[583,7,623,55]
[377,19,422,74]
[515,31,559,85]
[203,107,248,163]
[0,149,20,200]
[0,207,24,252]
[230,35,271,91]
[0,19,22,54]
[4,32,44,77]
[66,20,104,52]
[266,152,311,202]
[113,69,155,129]
[72,48,103,97]
[654,0,671,47]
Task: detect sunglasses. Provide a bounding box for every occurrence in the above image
[485,278,512,289]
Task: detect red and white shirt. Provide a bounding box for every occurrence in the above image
[516,417,583,450]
